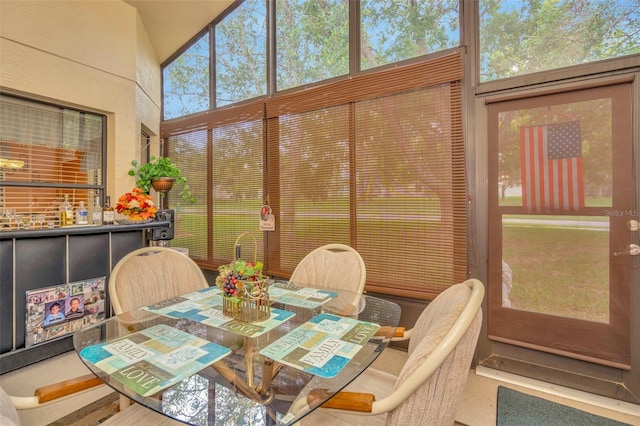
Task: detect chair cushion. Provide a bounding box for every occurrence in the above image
[300,367,396,425]
[0,386,20,426]
[406,283,471,357]
[290,245,366,313]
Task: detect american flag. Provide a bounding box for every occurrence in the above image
[519,121,584,212]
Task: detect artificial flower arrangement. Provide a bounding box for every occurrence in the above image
[115,187,158,221]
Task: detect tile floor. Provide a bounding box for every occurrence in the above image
[1,349,638,425]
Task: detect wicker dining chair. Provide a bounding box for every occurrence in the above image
[105,246,210,412]
[292,278,485,426]
[108,246,209,314]
[290,244,366,314]
[0,374,108,426]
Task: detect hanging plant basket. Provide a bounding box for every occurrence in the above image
[151,177,175,193]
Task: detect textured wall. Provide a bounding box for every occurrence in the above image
[0,0,161,201]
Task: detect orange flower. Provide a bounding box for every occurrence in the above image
[115,188,157,220]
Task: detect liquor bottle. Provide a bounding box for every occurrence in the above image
[102,195,115,225]
[59,194,74,227]
[76,201,89,225]
[92,196,102,225]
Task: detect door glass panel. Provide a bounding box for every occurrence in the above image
[502,214,610,322]
[498,100,612,210]
[497,97,613,323]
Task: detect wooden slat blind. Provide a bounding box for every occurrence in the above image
[163,52,466,299]
[266,52,464,117]
[165,100,266,267]
[0,95,104,228]
[266,52,466,299]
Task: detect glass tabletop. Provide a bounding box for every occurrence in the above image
[72,283,401,425]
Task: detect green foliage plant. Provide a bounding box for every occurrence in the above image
[128,156,195,204]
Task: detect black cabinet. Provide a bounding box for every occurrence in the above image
[0,223,166,373]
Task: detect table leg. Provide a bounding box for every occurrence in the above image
[256,358,282,397]
[211,361,263,402]
[245,338,256,388]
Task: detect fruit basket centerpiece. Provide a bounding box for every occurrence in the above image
[215,233,270,322]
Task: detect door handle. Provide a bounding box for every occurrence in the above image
[614,244,640,257]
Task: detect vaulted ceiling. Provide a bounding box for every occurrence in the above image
[123,0,235,63]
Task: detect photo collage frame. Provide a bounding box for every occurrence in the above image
[25,277,106,347]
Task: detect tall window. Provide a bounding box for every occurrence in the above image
[479,0,640,81]
[0,94,105,226]
[216,0,267,106]
[164,52,466,300]
[360,0,459,70]
[163,32,211,120]
[161,1,468,298]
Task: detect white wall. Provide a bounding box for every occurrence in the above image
[0,0,161,200]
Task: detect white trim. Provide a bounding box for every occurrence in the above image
[475,365,640,417]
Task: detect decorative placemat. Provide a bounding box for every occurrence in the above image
[142,286,294,337]
[269,281,337,308]
[259,313,380,378]
[192,307,295,338]
[79,324,231,397]
[142,286,222,319]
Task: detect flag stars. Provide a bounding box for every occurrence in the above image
[547,121,582,159]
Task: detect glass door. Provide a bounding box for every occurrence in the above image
[483,80,638,402]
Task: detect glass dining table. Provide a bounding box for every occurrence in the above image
[72,281,401,425]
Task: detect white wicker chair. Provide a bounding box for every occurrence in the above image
[290,244,366,315]
[108,246,209,314]
[1,368,106,425]
[294,278,484,426]
[105,246,210,415]
[0,385,20,426]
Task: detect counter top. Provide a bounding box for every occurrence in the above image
[0,221,169,239]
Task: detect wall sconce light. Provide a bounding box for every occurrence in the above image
[0,158,25,170]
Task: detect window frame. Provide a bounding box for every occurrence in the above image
[0,93,107,223]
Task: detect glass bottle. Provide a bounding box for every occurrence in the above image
[59,194,74,227]
[102,195,115,225]
[92,196,102,225]
[76,201,89,225]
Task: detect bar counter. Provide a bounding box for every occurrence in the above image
[0,221,169,373]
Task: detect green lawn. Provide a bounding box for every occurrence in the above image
[502,224,609,322]
[172,199,613,323]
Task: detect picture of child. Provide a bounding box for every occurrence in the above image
[65,296,84,318]
[43,302,65,326]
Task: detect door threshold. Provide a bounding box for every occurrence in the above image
[475,365,640,417]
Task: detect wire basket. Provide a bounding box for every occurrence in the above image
[221,232,270,322]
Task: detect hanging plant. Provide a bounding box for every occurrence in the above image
[128,156,195,204]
